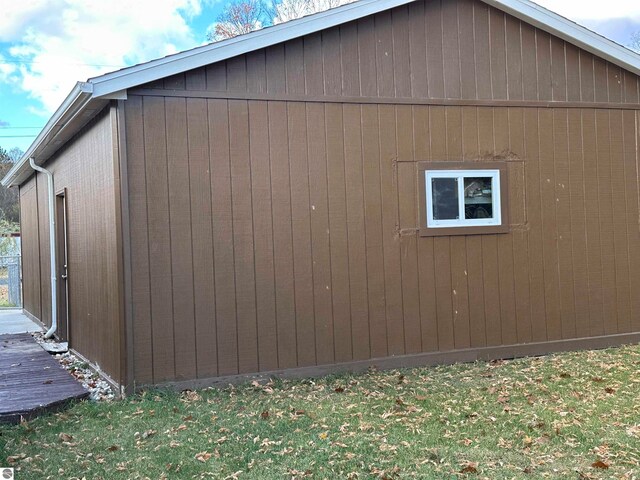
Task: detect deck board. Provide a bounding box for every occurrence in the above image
[0,334,89,423]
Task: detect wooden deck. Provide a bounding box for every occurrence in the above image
[0,333,88,423]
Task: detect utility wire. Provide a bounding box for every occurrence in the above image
[0,59,125,68]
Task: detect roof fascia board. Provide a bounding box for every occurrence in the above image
[485,0,640,76]
[91,0,415,97]
[1,82,94,187]
[99,89,128,100]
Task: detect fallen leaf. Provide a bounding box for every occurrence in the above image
[7,454,26,464]
[604,387,615,394]
[58,433,73,443]
[181,390,201,402]
[334,387,345,393]
[195,451,212,462]
[106,445,119,452]
[460,462,478,474]
[626,425,640,437]
[591,460,609,469]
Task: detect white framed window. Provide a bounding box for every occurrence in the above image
[425,169,502,228]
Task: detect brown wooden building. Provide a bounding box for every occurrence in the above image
[5,0,640,391]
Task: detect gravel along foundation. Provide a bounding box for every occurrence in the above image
[31,332,115,401]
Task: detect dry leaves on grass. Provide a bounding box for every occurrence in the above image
[180,390,202,402]
[460,462,479,474]
[591,460,610,469]
[6,454,26,464]
[195,451,212,462]
[3,345,640,479]
[626,425,640,437]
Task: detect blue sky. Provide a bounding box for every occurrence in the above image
[1,0,639,155]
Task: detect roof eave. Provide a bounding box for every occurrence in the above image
[90,0,416,98]
[1,82,95,188]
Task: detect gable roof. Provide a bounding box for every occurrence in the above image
[3,0,640,187]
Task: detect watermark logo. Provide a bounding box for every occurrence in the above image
[1,468,13,480]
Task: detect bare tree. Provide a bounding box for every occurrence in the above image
[630,31,640,53]
[208,0,357,41]
[7,148,22,163]
[207,0,270,41]
[273,0,355,24]
[0,147,20,225]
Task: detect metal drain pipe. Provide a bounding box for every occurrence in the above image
[29,157,57,339]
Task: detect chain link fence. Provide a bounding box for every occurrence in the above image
[0,236,21,308]
[0,255,21,308]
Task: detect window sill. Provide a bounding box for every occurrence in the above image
[419,223,510,237]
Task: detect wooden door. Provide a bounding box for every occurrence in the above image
[56,191,69,342]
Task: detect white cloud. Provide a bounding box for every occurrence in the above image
[2,0,202,114]
[0,0,54,42]
[0,55,18,84]
[533,0,640,21]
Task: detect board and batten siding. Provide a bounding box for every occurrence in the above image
[124,96,640,384]
[19,108,124,384]
[20,177,42,321]
[123,0,640,385]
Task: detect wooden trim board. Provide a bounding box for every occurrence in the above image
[130,89,640,111]
[144,332,640,391]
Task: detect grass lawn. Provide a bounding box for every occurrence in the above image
[2,345,640,479]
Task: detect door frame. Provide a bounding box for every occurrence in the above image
[55,188,69,342]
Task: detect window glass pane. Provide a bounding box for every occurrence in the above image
[432,177,459,220]
[464,177,493,219]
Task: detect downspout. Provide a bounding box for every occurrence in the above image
[29,158,57,339]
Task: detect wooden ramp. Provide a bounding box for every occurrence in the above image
[0,333,88,423]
